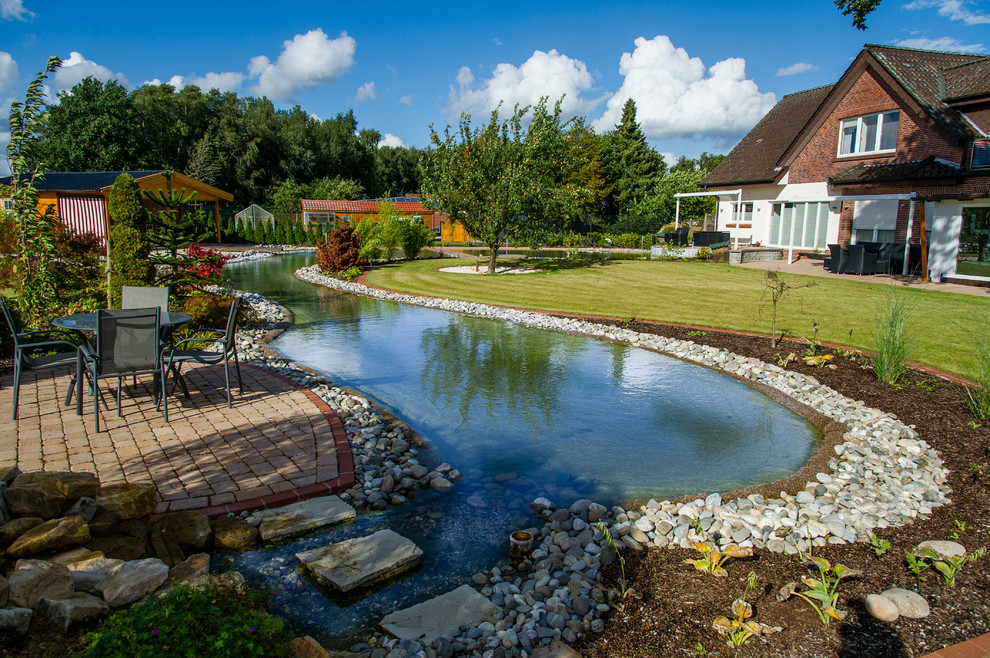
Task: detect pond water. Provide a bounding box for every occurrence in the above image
[221,253,820,647]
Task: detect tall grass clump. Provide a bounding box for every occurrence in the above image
[872,287,912,385]
[966,324,990,420]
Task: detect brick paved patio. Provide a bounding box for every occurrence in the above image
[0,362,354,516]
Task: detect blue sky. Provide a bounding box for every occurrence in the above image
[2,0,989,174]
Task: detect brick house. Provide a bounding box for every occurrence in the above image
[701,44,990,283]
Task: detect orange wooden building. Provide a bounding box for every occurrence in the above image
[300,197,471,242]
[0,170,233,246]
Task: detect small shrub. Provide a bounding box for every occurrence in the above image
[916,546,987,587]
[317,226,362,273]
[400,220,434,260]
[869,534,891,558]
[872,287,912,385]
[75,580,291,658]
[760,270,816,348]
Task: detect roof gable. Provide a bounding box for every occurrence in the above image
[701,85,833,187]
[301,199,433,214]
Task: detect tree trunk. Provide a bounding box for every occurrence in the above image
[488,244,498,274]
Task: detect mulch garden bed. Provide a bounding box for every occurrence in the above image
[570,318,990,658]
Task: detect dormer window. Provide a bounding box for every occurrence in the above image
[838,110,899,156]
[973,140,990,169]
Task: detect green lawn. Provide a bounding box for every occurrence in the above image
[365,257,989,380]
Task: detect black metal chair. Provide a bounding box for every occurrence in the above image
[845,244,866,275]
[1,297,80,420]
[674,226,690,246]
[121,286,170,312]
[163,297,244,417]
[77,308,166,432]
[824,244,841,272]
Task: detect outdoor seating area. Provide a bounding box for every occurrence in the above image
[0,358,349,514]
[824,242,925,276]
[3,289,245,432]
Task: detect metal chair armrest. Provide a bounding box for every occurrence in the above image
[168,332,225,351]
[19,339,81,354]
[18,328,78,343]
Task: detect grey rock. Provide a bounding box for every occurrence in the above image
[0,608,32,634]
[8,559,74,608]
[66,497,99,523]
[881,588,930,618]
[36,592,109,632]
[865,594,899,622]
[916,540,965,559]
[100,558,170,607]
[298,529,422,592]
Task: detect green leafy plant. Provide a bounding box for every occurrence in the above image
[6,56,63,327]
[684,542,753,577]
[904,551,927,583]
[712,572,782,648]
[687,330,707,337]
[803,320,821,357]
[777,556,859,626]
[334,266,362,281]
[917,546,986,587]
[75,580,290,657]
[596,522,639,608]
[951,520,966,540]
[872,287,913,385]
[965,323,990,420]
[869,534,891,558]
[694,641,709,656]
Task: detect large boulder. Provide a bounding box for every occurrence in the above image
[159,511,212,549]
[8,559,74,608]
[36,592,108,632]
[0,465,21,485]
[4,484,65,519]
[99,558,169,607]
[13,471,100,499]
[212,516,259,551]
[0,573,8,607]
[95,483,158,520]
[168,553,210,585]
[0,517,44,546]
[7,515,90,558]
[0,608,32,634]
[66,556,124,594]
[87,534,148,561]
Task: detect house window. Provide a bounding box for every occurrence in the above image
[973,140,990,169]
[838,111,899,156]
[769,202,829,249]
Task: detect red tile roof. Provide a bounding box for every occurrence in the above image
[830,156,965,184]
[301,199,433,213]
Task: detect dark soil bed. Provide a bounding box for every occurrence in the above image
[570,318,990,658]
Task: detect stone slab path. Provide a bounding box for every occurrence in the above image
[297,529,422,593]
[0,362,354,516]
[379,584,498,644]
[256,496,355,541]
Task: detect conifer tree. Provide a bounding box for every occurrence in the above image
[603,99,664,216]
[107,173,154,306]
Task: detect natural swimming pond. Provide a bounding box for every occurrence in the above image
[222,253,821,645]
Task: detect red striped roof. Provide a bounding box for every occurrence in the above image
[301,199,433,213]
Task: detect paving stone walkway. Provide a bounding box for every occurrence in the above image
[0,362,353,516]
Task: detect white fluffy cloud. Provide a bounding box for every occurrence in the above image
[144,72,244,92]
[892,35,986,52]
[0,0,33,21]
[354,81,376,103]
[249,29,356,102]
[399,94,413,106]
[379,133,404,148]
[449,49,602,119]
[0,51,18,99]
[905,0,990,25]
[591,36,776,140]
[51,51,129,95]
[776,62,818,76]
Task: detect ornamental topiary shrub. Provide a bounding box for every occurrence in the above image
[317,225,361,273]
[401,219,434,260]
[107,173,155,307]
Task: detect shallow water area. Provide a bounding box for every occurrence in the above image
[222,254,821,646]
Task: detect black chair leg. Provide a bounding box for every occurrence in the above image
[12,359,20,421]
[224,360,232,408]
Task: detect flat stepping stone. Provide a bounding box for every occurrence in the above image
[257,496,355,541]
[296,529,422,593]
[379,584,498,644]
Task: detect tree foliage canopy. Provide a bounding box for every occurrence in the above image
[420,99,586,272]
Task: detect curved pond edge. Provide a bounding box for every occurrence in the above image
[292,264,951,550]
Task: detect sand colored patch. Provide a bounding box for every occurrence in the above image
[438,265,541,275]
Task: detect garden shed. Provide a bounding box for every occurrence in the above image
[0,170,234,247]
